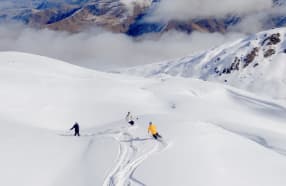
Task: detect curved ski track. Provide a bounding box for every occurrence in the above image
[91,126,167,186]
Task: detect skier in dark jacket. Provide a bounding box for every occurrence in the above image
[70,122,80,136]
[125,112,135,126]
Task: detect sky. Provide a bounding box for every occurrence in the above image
[0,0,283,70]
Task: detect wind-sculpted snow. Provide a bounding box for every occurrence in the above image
[1,52,286,186]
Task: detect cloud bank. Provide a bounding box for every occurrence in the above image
[229,6,286,34]
[0,23,244,70]
[0,0,283,71]
[149,0,272,21]
[0,1,14,9]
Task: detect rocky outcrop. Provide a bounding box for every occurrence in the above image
[244,47,259,68]
[209,32,280,77]
[262,33,281,46]
[264,48,276,57]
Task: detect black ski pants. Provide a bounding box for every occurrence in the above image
[152,133,161,139]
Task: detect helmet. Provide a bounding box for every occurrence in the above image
[149,121,152,125]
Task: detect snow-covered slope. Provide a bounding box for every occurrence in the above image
[120,27,286,100]
[2,51,286,186]
[0,52,165,130]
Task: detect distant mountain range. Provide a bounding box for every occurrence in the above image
[0,0,286,36]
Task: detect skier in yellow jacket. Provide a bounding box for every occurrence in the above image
[148,122,162,139]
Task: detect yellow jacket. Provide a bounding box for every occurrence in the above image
[148,124,157,135]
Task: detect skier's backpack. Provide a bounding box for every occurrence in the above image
[128,120,135,125]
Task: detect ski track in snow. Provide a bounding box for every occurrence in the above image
[66,125,167,186]
[102,126,166,186]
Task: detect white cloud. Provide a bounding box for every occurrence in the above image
[0,23,244,70]
[229,6,286,34]
[0,1,14,9]
[148,0,272,21]
[230,14,266,34]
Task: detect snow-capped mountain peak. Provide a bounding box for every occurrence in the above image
[120,27,286,99]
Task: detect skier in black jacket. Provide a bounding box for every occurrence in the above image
[70,122,80,136]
